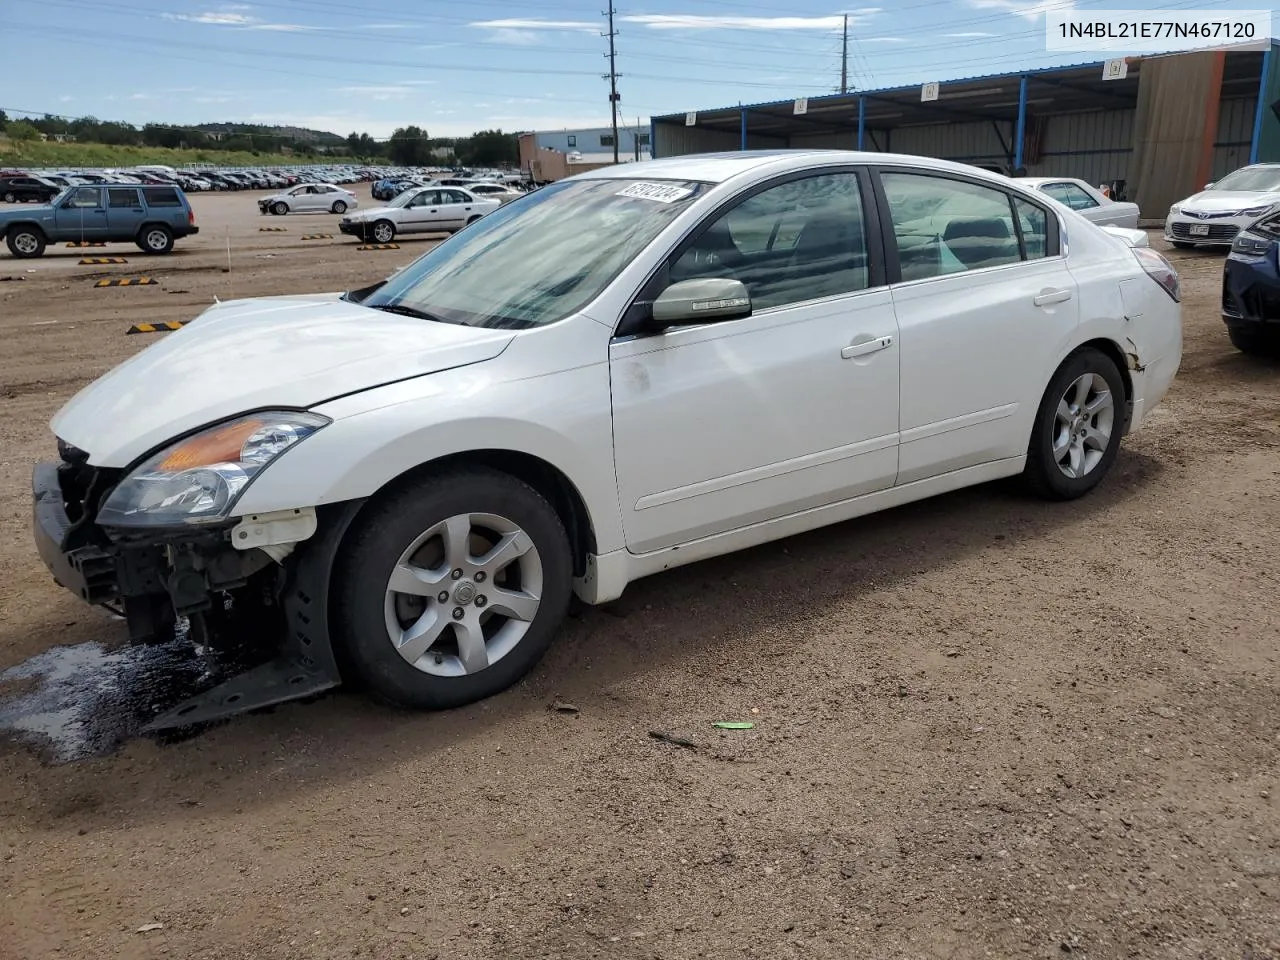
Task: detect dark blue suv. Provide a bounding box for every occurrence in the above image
[1222,209,1280,356]
[0,183,199,258]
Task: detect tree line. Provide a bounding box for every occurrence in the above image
[0,110,519,168]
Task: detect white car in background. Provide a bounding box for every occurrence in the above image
[258,182,358,216]
[32,150,1182,729]
[464,182,524,205]
[338,185,500,243]
[1020,177,1141,229]
[1165,162,1280,248]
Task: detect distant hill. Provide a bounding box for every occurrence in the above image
[192,122,346,146]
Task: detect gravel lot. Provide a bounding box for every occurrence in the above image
[1,187,1278,960]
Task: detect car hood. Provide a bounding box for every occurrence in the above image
[346,204,398,220]
[52,293,517,467]
[1180,190,1280,212]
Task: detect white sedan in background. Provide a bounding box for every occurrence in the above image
[258,182,359,216]
[1164,162,1280,249]
[1020,177,1141,229]
[338,186,500,243]
[33,150,1183,728]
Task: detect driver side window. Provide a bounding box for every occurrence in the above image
[669,173,871,311]
[65,186,101,208]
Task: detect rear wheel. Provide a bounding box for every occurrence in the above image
[1228,324,1280,357]
[6,226,46,259]
[1,192,15,203]
[371,219,396,244]
[139,224,174,255]
[1023,348,1126,501]
[332,200,348,214]
[333,467,573,710]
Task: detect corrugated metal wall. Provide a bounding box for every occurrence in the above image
[653,122,740,157]
[1214,97,1256,178]
[1030,109,1133,184]
[882,121,1008,163]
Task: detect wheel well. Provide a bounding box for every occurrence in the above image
[138,221,173,236]
[372,450,598,578]
[4,221,46,238]
[1074,338,1133,401]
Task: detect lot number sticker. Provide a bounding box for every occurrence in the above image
[617,182,694,203]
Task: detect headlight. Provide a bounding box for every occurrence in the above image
[97,411,329,527]
[1169,204,1181,215]
[1241,204,1276,217]
[1231,231,1272,256]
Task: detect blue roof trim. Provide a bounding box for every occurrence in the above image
[652,50,1245,122]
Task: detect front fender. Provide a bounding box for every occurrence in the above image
[231,359,626,554]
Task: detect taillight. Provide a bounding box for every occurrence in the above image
[188,208,196,225]
[1132,246,1180,303]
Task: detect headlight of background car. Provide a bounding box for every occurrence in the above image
[1168,204,1181,216]
[96,411,329,527]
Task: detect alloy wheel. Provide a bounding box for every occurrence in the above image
[1053,372,1114,479]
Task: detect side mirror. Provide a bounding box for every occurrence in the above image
[650,277,752,329]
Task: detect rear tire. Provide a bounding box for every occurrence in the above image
[1022,347,1126,501]
[1,192,15,204]
[6,226,46,259]
[333,467,573,710]
[139,224,174,255]
[1228,324,1280,357]
[332,200,348,214]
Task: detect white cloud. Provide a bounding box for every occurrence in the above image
[864,36,907,42]
[469,17,599,31]
[489,28,546,45]
[162,7,312,31]
[58,95,74,103]
[946,30,998,36]
[335,85,412,100]
[402,80,439,86]
[966,0,1074,20]
[194,96,234,103]
[620,13,872,30]
[128,93,156,101]
[359,22,411,30]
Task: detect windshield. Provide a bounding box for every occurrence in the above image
[358,177,708,329]
[1211,166,1280,192]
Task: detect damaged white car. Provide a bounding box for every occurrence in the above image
[33,150,1183,728]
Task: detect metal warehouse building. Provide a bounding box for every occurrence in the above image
[650,43,1280,217]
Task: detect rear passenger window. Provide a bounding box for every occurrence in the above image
[1014,198,1048,259]
[108,188,139,208]
[670,172,871,311]
[881,172,1028,281]
[142,186,182,207]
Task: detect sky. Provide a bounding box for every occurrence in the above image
[3,0,1275,139]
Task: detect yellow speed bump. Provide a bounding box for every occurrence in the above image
[127,320,190,335]
[79,257,128,265]
[300,234,333,240]
[259,227,287,232]
[357,243,400,250]
[66,241,108,248]
[95,277,158,288]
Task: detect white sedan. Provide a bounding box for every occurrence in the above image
[337,186,500,243]
[1019,177,1141,229]
[1165,162,1280,249]
[258,182,358,216]
[32,150,1183,728]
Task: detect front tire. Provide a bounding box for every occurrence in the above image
[1170,240,1195,250]
[371,219,396,244]
[272,201,288,216]
[6,226,46,259]
[1228,324,1280,357]
[1023,348,1126,501]
[1,192,15,203]
[333,467,573,710]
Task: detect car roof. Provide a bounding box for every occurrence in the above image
[570,149,1031,185]
[1018,177,1089,187]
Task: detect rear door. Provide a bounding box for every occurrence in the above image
[106,186,146,239]
[439,189,475,229]
[54,185,108,239]
[876,167,1079,485]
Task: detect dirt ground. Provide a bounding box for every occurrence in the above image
[0,186,1278,960]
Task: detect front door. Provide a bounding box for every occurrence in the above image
[609,169,901,555]
[401,189,448,234]
[54,186,108,240]
[876,168,1081,485]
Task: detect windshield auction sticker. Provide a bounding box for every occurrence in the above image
[617,182,695,203]
[1045,9,1271,53]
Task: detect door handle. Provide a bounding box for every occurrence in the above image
[1033,288,1073,307]
[841,335,894,359]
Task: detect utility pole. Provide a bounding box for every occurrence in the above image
[840,14,849,95]
[604,0,620,164]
